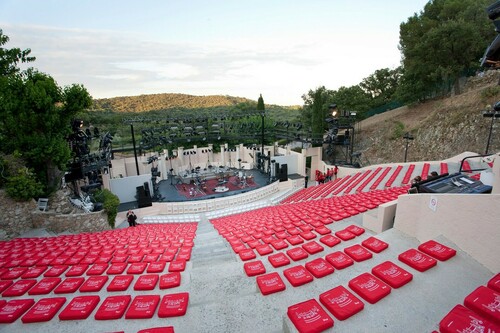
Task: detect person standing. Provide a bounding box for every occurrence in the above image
[333,165,338,180]
[126,210,137,227]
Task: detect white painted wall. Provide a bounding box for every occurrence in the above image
[109,174,152,203]
[394,193,500,272]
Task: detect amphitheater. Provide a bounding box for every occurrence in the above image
[0,148,499,333]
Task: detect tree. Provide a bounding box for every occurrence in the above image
[360,67,402,107]
[397,0,495,103]
[257,94,265,110]
[0,29,35,76]
[301,86,335,142]
[0,31,92,195]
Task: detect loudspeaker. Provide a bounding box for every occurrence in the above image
[136,185,152,208]
[279,164,288,181]
[273,162,280,178]
[143,182,151,198]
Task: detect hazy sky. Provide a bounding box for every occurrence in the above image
[0,0,429,105]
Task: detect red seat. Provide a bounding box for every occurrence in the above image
[158,292,189,318]
[268,252,290,268]
[54,277,85,294]
[134,274,159,291]
[137,327,174,333]
[335,230,356,241]
[125,295,160,319]
[0,298,35,323]
[319,235,341,248]
[59,295,100,320]
[464,286,500,324]
[361,237,389,253]
[283,265,314,287]
[87,263,109,275]
[344,245,373,262]
[159,272,181,289]
[320,285,364,320]
[2,279,37,297]
[439,304,500,333]
[286,247,309,261]
[243,260,266,277]
[79,276,108,292]
[1,267,27,280]
[95,295,131,320]
[107,275,134,292]
[0,280,13,293]
[286,235,304,246]
[398,249,437,272]
[305,258,335,278]
[256,272,286,295]
[348,272,391,304]
[21,297,66,323]
[302,241,325,255]
[345,225,365,236]
[325,252,354,270]
[65,264,89,277]
[28,277,61,295]
[147,261,166,274]
[371,261,413,288]
[21,266,47,279]
[43,265,68,277]
[418,240,456,261]
[127,262,148,274]
[287,299,334,333]
[239,249,257,261]
[270,239,289,250]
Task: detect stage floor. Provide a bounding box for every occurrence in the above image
[118,168,272,212]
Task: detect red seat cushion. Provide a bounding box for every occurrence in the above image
[300,231,317,240]
[159,272,181,289]
[371,261,413,288]
[270,239,289,250]
[345,225,365,236]
[361,237,389,253]
[106,263,128,275]
[2,279,37,297]
[315,226,332,235]
[21,297,66,323]
[320,285,364,320]
[488,273,500,293]
[287,299,334,333]
[398,249,437,272]
[319,235,341,248]
[255,244,273,255]
[239,249,257,261]
[286,247,309,261]
[168,260,186,272]
[79,276,108,292]
[464,285,500,324]
[87,263,109,275]
[335,230,356,241]
[21,266,47,279]
[65,264,89,277]
[59,295,100,320]
[244,260,266,277]
[125,295,160,319]
[158,292,189,318]
[0,298,35,323]
[43,265,68,277]
[28,277,61,295]
[127,262,148,274]
[54,277,85,294]
[134,274,159,291]
[1,267,27,279]
[0,280,13,293]
[147,261,166,273]
[95,295,131,320]
[107,275,134,292]
[344,245,373,262]
[325,251,354,270]
[268,252,290,268]
[283,265,314,287]
[418,240,456,261]
[348,272,391,304]
[439,304,500,333]
[302,241,325,255]
[305,258,335,278]
[257,272,286,295]
[286,235,304,246]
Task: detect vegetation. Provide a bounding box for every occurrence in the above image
[0,29,92,199]
[93,189,120,228]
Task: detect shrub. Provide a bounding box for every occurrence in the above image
[391,121,405,140]
[480,86,500,101]
[5,167,44,201]
[94,189,120,228]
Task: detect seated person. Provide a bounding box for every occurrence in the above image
[412,176,422,185]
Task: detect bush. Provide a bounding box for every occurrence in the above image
[480,86,500,101]
[5,167,44,201]
[391,121,405,140]
[94,189,120,228]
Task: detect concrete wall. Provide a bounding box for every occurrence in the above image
[393,193,500,272]
[109,174,152,203]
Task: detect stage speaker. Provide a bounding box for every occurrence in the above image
[273,162,280,179]
[279,164,288,181]
[136,185,152,208]
[143,182,151,198]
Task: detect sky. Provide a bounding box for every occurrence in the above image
[0,0,429,106]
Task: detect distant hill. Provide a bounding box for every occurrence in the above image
[92,93,257,113]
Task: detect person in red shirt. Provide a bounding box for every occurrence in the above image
[333,165,338,180]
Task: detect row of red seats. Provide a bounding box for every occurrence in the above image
[401,164,415,185]
[287,240,457,332]
[435,273,500,332]
[343,170,373,195]
[0,291,189,323]
[384,165,403,187]
[355,167,382,193]
[370,166,392,190]
[420,163,430,180]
